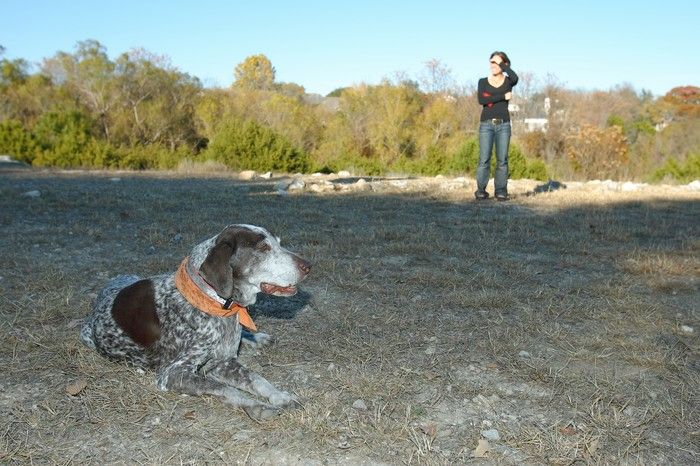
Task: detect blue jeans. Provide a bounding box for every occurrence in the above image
[476,121,511,196]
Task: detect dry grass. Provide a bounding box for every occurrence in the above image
[1,169,698,465]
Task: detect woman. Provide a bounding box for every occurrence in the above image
[475,51,518,201]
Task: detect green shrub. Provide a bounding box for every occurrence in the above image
[507,143,549,180]
[205,119,310,173]
[394,137,548,180]
[649,153,700,183]
[31,110,95,167]
[0,119,37,163]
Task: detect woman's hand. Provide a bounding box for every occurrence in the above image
[505,92,512,100]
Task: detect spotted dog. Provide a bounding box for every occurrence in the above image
[80,224,311,420]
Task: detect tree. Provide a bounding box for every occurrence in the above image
[233,54,275,90]
[420,59,455,95]
[42,40,118,140]
[113,48,202,149]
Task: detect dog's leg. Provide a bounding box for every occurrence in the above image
[204,358,300,409]
[240,329,273,349]
[156,358,281,420]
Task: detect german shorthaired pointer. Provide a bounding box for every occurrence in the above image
[80,224,311,420]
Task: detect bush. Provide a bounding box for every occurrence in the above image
[205,119,310,173]
[442,137,547,180]
[649,153,700,183]
[0,119,37,163]
[31,110,96,167]
[565,124,629,179]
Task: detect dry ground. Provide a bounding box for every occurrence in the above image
[1,167,698,465]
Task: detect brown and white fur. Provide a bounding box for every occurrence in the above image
[80,224,311,420]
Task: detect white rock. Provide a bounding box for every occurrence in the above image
[238,170,256,180]
[259,171,273,179]
[311,172,324,177]
[621,182,647,191]
[274,180,290,191]
[110,177,121,182]
[390,180,409,189]
[681,325,694,334]
[686,180,700,190]
[337,170,351,178]
[481,429,501,441]
[518,350,531,358]
[22,190,41,198]
[287,179,306,191]
[602,180,619,190]
[352,399,368,410]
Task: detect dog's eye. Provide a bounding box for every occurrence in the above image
[257,243,271,253]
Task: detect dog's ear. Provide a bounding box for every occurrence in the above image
[200,228,239,298]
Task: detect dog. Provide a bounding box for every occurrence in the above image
[80,224,311,420]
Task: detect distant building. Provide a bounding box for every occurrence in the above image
[523,118,548,132]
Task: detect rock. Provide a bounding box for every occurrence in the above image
[352,399,368,410]
[259,171,273,179]
[0,155,30,168]
[390,180,409,189]
[481,429,501,441]
[309,181,335,193]
[621,181,647,191]
[238,170,256,180]
[681,325,694,334]
[518,350,531,358]
[172,233,183,243]
[353,178,369,191]
[22,190,41,198]
[687,180,700,190]
[287,179,306,191]
[110,177,121,182]
[337,170,351,178]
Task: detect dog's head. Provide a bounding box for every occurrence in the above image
[192,224,311,306]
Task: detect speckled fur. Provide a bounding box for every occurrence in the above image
[80,224,310,420]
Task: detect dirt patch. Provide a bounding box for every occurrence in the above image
[1,168,698,464]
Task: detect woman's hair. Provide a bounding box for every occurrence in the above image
[490,51,510,66]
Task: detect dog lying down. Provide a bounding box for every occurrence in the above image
[80,224,311,420]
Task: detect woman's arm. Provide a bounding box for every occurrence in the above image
[477,79,506,105]
[500,63,519,86]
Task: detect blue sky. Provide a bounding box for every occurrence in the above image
[1,1,697,96]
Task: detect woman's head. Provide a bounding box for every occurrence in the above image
[489,51,510,76]
[490,51,510,66]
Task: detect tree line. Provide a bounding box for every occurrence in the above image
[1,41,698,181]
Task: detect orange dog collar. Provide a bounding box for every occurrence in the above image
[174,257,257,331]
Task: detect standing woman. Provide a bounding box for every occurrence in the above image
[475,51,518,201]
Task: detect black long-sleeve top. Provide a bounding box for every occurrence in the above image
[477,64,519,122]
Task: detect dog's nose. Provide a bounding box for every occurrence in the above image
[296,257,311,275]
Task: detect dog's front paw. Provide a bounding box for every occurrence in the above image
[243,403,281,421]
[241,330,274,349]
[269,391,301,409]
